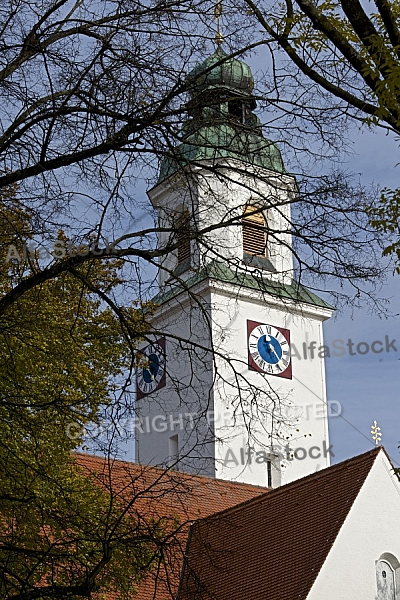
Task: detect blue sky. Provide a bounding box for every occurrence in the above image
[323,127,400,467]
[243,48,400,468]
[116,53,400,470]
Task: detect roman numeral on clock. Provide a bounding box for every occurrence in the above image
[248,321,291,379]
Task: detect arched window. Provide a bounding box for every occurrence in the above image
[176,212,191,265]
[376,554,400,600]
[242,204,267,257]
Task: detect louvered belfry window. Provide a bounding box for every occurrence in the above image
[176,213,191,264]
[243,205,267,256]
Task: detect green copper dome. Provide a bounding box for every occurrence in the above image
[187,47,254,97]
[157,49,285,183]
[158,124,284,181]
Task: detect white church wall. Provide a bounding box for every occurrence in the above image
[209,282,333,485]
[135,272,333,486]
[148,177,199,287]
[306,450,400,600]
[143,160,333,486]
[195,162,296,286]
[148,161,297,289]
[135,284,217,476]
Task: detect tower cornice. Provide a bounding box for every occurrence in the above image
[151,261,334,324]
[148,158,296,208]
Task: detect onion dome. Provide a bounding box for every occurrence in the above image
[157,49,285,183]
[187,47,254,97]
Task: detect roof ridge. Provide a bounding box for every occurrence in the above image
[73,451,269,490]
[192,447,382,524]
[179,447,384,600]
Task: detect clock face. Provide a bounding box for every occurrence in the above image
[247,320,292,379]
[136,338,166,398]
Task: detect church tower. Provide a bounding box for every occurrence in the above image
[135,47,334,487]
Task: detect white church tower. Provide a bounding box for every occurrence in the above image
[135,47,334,487]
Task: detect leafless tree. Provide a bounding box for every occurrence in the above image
[0,1,392,597]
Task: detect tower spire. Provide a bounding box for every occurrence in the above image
[214,0,223,46]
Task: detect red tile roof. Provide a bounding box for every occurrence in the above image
[178,448,382,600]
[74,453,269,599]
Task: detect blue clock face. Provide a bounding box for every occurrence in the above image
[137,342,166,396]
[248,323,291,377]
[257,334,283,364]
[142,352,161,383]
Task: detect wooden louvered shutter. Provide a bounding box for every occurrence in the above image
[243,205,266,256]
[176,213,191,264]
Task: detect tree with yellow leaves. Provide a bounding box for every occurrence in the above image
[0,187,165,599]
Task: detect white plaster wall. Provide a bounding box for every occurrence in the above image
[307,451,400,600]
[208,282,332,486]
[148,161,296,288]
[135,288,217,476]
[136,274,333,487]
[194,164,295,284]
[148,177,198,287]
[142,160,332,486]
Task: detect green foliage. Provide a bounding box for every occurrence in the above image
[0,451,164,599]
[367,188,400,272]
[0,188,159,598]
[248,0,400,131]
[247,0,400,268]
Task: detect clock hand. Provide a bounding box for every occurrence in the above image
[264,336,280,361]
[145,362,156,380]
